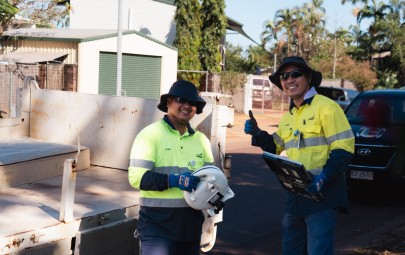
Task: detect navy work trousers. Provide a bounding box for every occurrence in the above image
[282,209,338,255]
[140,236,200,255]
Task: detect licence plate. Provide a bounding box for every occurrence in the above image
[350,170,373,180]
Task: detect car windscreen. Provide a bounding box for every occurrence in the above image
[345,95,405,126]
[346,90,359,100]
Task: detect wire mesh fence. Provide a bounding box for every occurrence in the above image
[0,63,66,118]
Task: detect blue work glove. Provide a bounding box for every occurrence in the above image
[306,172,327,195]
[244,110,261,136]
[168,172,200,192]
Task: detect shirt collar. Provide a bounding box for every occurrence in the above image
[289,86,318,112]
[163,115,195,135]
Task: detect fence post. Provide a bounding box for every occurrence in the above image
[9,71,13,117]
[59,159,77,223]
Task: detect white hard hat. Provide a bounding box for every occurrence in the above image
[184,166,235,216]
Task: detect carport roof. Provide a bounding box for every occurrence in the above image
[226,16,260,46]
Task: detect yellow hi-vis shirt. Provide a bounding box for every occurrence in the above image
[128,118,214,207]
[273,94,355,173]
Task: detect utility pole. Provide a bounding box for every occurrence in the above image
[332,15,338,80]
[116,0,123,96]
[333,31,337,79]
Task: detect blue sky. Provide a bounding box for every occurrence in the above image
[224,0,363,48]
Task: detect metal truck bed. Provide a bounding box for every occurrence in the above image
[0,138,91,188]
[0,166,140,254]
[0,137,140,254]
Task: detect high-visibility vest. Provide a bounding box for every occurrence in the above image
[273,94,355,173]
[128,119,214,207]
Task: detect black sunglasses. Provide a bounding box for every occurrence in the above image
[280,70,305,81]
[172,97,197,106]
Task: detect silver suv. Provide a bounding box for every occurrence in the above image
[316,86,359,109]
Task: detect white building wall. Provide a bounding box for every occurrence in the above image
[77,33,177,95]
[70,0,176,45]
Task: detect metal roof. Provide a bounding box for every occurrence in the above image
[0,52,68,64]
[1,28,176,50]
[1,19,257,50]
[1,28,120,42]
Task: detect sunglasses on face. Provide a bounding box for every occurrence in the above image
[280,70,305,81]
[172,97,197,106]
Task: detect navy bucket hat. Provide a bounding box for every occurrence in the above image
[269,56,322,90]
[157,80,206,114]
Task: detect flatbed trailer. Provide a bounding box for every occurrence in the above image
[0,88,233,254]
[1,166,139,255]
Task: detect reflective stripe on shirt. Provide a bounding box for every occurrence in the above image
[140,197,189,207]
[273,133,284,148]
[326,129,355,145]
[285,136,327,150]
[129,159,208,175]
[129,158,154,169]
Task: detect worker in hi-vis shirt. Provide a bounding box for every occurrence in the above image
[128,80,214,255]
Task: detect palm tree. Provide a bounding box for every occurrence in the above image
[342,0,392,55]
[342,0,405,87]
[297,0,326,59]
[261,8,299,56]
[261,1,326,60]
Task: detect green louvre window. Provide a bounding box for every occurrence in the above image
[99,52,161,99]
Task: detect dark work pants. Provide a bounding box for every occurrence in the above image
[140,235,200,255]
[282,209,338,255]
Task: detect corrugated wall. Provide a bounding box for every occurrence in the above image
[2,40,78,64]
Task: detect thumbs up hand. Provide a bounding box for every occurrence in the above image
[244,110,261,136]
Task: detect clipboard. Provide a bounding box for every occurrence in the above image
[262,151,323,202]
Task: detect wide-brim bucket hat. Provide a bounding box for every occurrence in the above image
[269,56,322,90]
[157,80,206,114]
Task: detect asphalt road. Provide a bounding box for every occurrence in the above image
[204,111,405,255]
